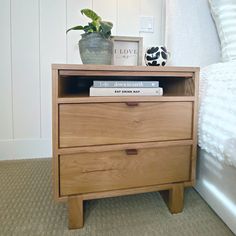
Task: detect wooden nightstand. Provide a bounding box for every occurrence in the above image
[52,64,199,229]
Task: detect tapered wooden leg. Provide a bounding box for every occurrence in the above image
[68,196,84,229]
[161,184,184,214]
[168,184,184,213]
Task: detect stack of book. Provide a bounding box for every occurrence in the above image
[89,80,163,96]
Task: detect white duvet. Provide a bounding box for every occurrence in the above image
[198,61,236,167]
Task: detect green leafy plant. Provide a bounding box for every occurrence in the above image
[66,9,113,39]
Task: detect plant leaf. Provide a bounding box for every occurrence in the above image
[103,32,111,39]
[81,9,101,21]
[90,21,100,31]
[88,22,97,31]
[83,25,91,32]
[100,21,113,34]
[66,25,84,34]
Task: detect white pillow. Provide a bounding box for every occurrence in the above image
[209,0,236,61]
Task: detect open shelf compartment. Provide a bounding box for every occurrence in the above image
[58,75,195,98]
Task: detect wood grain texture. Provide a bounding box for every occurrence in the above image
[190,70,200,183]
[163,78,195,96]
[59,70,193,78]
[52,64,199,229]
[58,140,193,155]
[168,184,184,213]
[58,96,195,104]
[68,196,83,229]
[160,183,184,213]
[82,183,174,201]
[52,69,59,200]
[60,145,191,196]
[52,64,199,72]
[59,102,193,148]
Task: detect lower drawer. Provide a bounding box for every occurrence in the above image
[60,145,191,196]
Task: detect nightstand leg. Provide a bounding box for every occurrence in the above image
[68,196,84,229]
[161,183,184,213]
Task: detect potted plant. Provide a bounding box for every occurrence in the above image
[67,9,113,65]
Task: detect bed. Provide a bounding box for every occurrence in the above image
[165,0,236,234]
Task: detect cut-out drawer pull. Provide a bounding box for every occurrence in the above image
[125,149,138,155]
[126,102,139,107]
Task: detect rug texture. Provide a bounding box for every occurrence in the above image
[0,158,234,236]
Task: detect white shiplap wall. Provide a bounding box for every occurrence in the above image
[0,0,164,160]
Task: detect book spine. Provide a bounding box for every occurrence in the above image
[93,81,159,88]
[90,87,163,96]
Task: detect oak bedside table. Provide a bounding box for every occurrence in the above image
[52,64,199,229]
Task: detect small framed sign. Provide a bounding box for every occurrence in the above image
[112,36,143,66]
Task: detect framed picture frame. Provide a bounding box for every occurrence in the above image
[112,36,143,66]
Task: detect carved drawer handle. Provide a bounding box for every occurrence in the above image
[126,102,139,107]
[125,149,138,155]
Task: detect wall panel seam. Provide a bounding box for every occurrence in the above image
[162,0,166,45]
[39,0,42,138]
[138,0,141,37]
[115,0,119,35]
[66,0,68,63]
[10,0,14,139]
[161,0,165,44]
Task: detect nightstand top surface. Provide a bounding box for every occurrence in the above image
[52,64,199,72]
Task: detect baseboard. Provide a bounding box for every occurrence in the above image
[0,139,52,160]
[195,180,236,235]
[195,149,236,235]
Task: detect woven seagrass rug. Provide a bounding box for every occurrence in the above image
[0,158,234,236]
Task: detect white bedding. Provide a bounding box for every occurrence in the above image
[198,61,236,167]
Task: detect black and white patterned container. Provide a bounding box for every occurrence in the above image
[144,46,170,66]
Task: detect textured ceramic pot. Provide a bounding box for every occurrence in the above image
[144,46,170,66]
[79,32,113,65]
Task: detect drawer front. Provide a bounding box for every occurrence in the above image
[60,145,191,196]
[59,102,193,148]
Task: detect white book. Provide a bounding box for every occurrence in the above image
[90,86,163,96]
[93,80,159,88]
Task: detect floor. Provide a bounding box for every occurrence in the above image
[0,158,234,236]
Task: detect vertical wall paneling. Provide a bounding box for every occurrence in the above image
[139,0,164,65]
[161,0,166,45]
[40,0,67,141]
[0,0,13,140]
[140,0,164,47]
[11,0,41,138]
[117,0,140,36]
[0,0,165,160]
[93,0,117,35]
[66,0,93,64]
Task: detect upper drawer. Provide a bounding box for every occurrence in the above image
[59,102,193,148]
